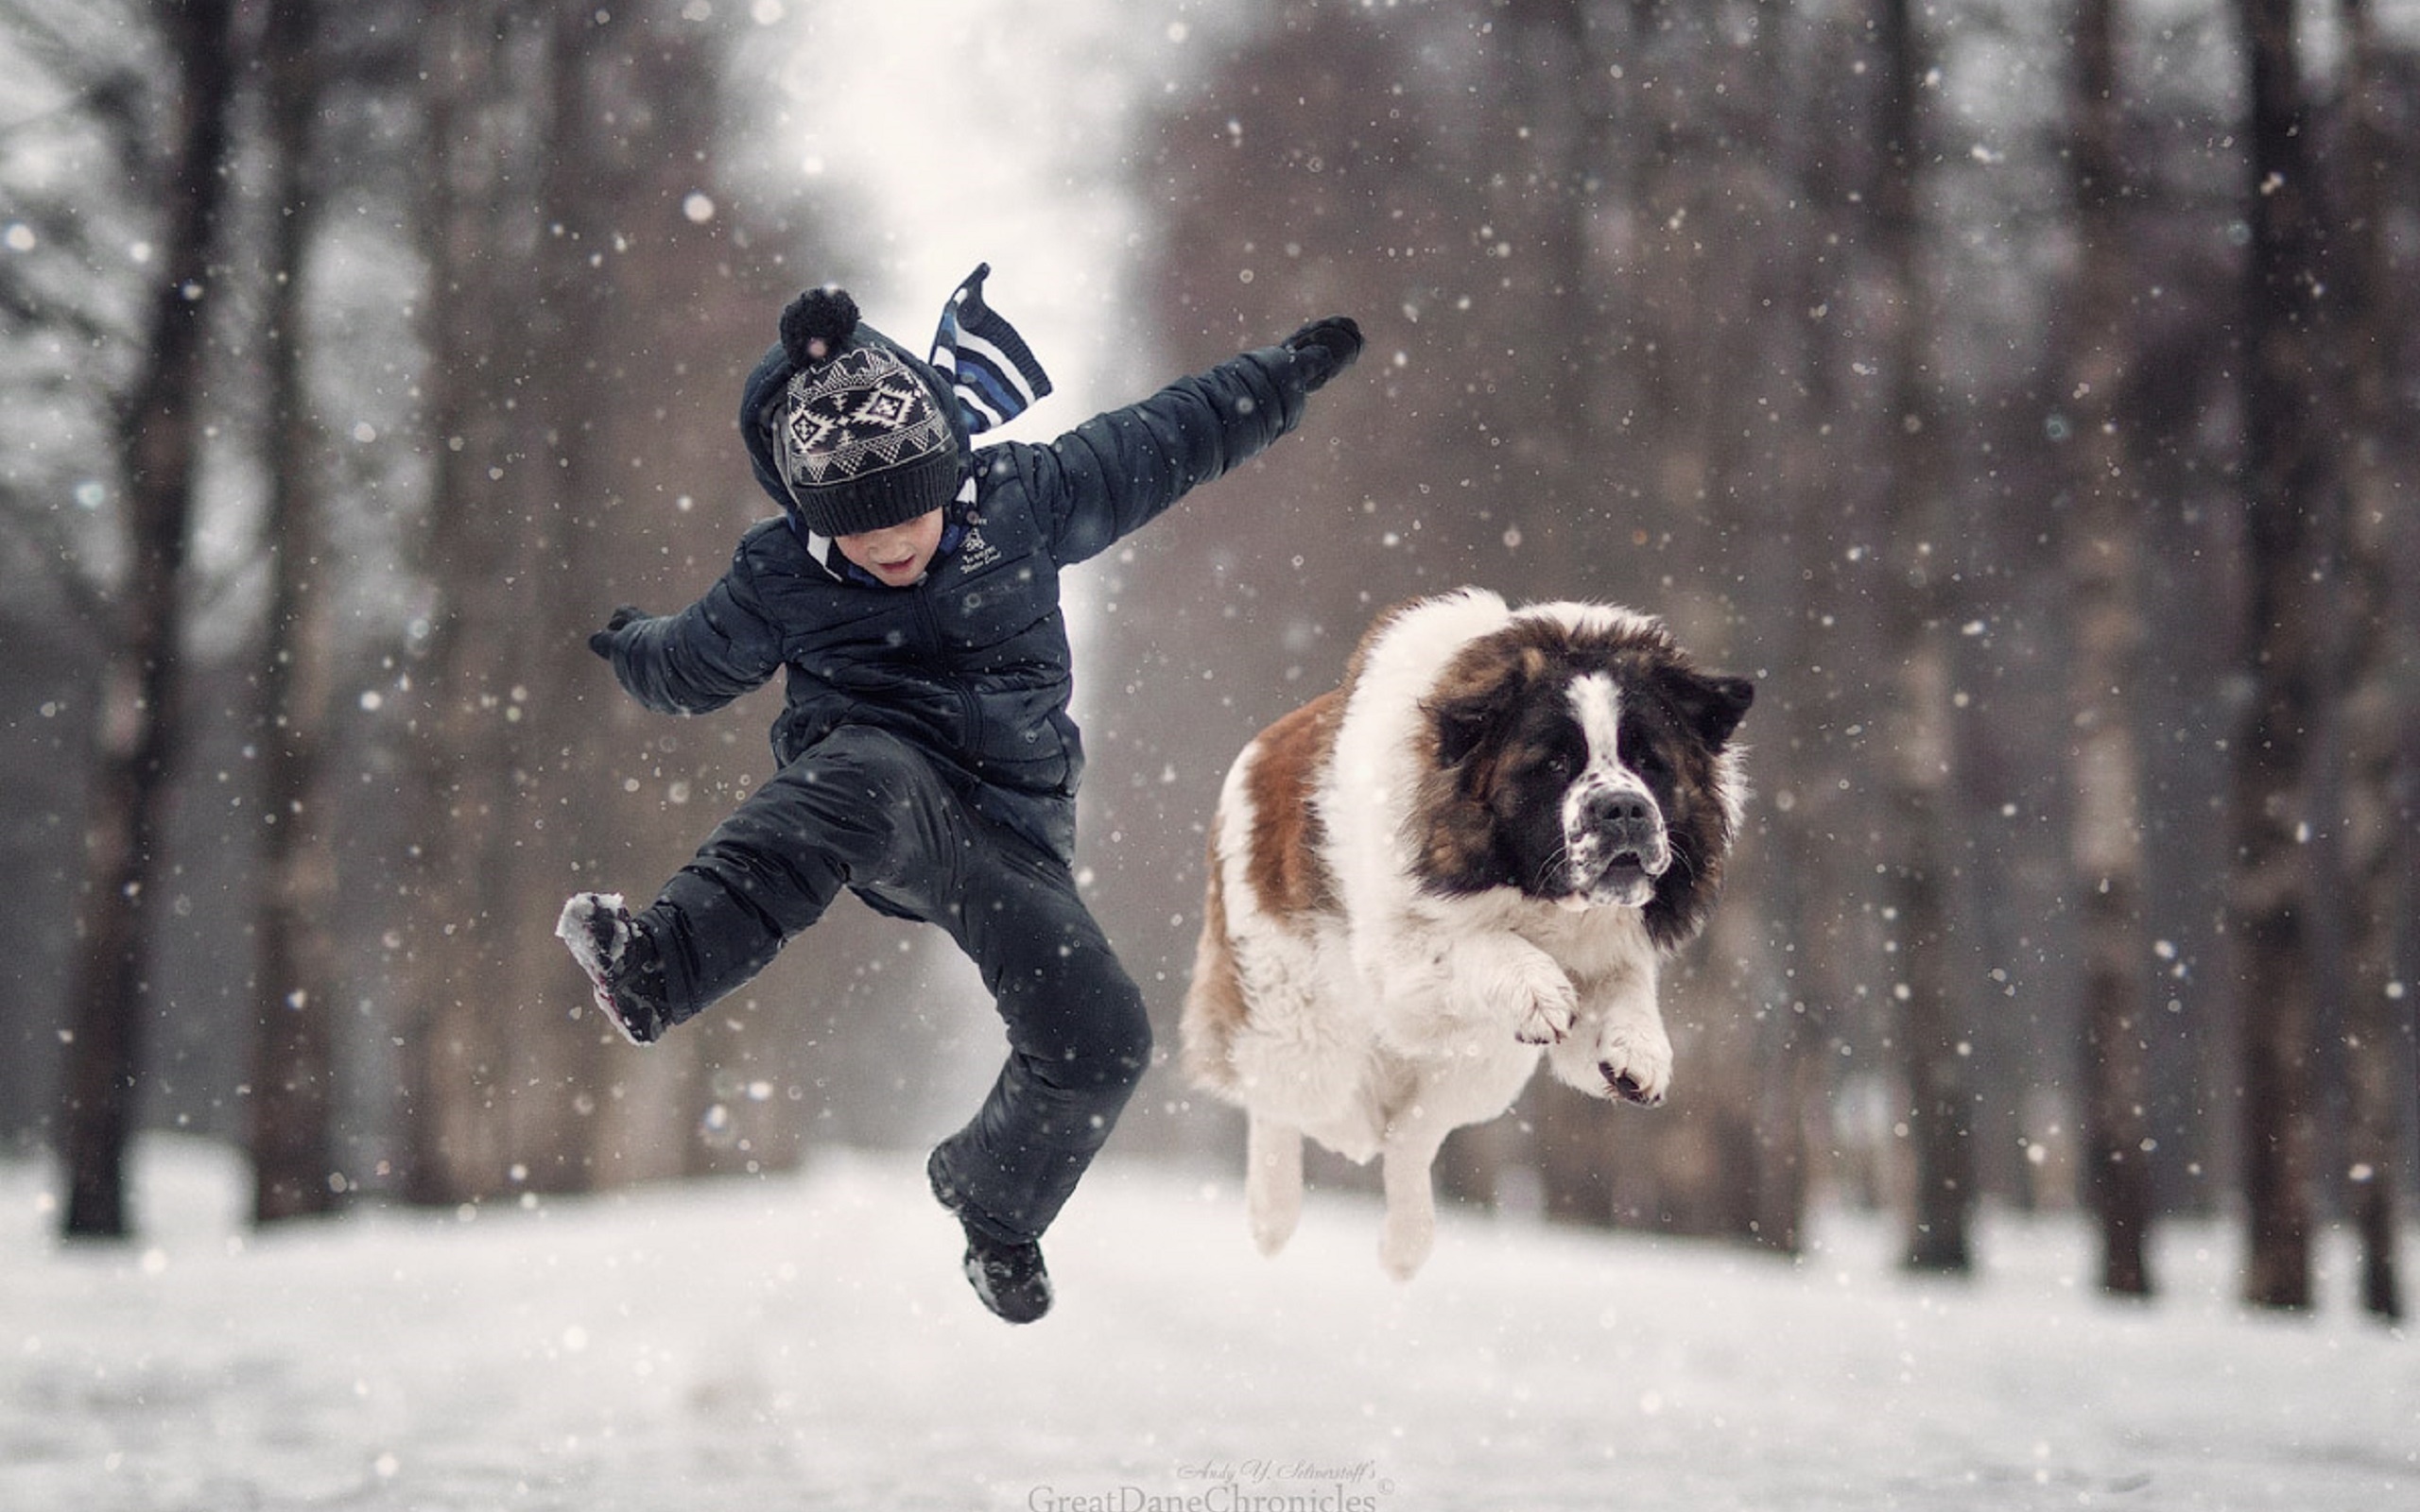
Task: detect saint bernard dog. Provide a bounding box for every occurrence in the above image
[1181,588,1753,1278]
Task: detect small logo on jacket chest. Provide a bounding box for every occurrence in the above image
[956,528,1003,574]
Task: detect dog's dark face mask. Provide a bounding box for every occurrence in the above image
[1422,649,1752,947]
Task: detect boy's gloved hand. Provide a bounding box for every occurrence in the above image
[588,605,647,660]
[1283,316,1363,392]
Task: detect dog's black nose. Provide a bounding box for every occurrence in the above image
[1584,788,1662,849]
[1592,790,1654,826]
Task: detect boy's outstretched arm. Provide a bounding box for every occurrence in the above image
[585,553,786,716]
[1028,315,1362,563]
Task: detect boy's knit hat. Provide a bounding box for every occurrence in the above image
[773,287,959,539]
[740,267,1052,545]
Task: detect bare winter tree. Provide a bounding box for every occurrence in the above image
[2063,0,2156,1298]
[2227,0,2335,1313]
[247,0,342,1226]
[2329,0,2409,1324]
[1868,0,1972,1275]
[58,0,242,1240]
[390,0,535,1205]
[0,3,119,1150]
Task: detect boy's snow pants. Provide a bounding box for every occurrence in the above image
[637,725,1150,1246]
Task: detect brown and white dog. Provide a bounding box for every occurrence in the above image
[1181,589,1753,1278]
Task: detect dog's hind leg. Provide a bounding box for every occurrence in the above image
[1245,1114,1305,1256]
[1376,1102,1454,1280]
[1375,1048,1537,1278]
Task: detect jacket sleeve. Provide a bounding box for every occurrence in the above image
[1017,345,1311,565]
[600,550,786,716]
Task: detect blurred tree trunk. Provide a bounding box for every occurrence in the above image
[2064,0,2155,1298]
[397,0,604,1203]
[2227,0,2333,1313]
[514,0,622,1188]
[1870,0,1971,1275]
[396,0,537,1204]
[1747,8,1874,1259]
[2332,0,2406,1324]
[59,0,241,1240]
[249,0,343,1227]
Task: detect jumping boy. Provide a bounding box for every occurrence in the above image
[561,266,1361,1322]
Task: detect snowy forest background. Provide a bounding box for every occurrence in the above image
[2,0,2415,1322]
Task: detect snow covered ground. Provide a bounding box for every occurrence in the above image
[3,1139,2412,1511]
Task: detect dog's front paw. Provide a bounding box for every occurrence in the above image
[1597,1021,1672,1105]
[1502,956,1579,1045]
[1513,993,1576,1046]
[1564,1018,1672,1107]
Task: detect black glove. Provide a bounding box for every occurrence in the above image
[1283,316,1363,392]
[588,604,646,660]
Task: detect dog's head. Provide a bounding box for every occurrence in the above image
[1413,608,1752,948]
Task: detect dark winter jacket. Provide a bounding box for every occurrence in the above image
[596,339,1316,864]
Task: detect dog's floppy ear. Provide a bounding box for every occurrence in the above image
[1424,648,1539,768]
[1427,689,1499,768]
[1423,643,1558,764]
[1664,668,1754,747]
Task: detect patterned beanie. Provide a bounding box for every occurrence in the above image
[773,287,959,539]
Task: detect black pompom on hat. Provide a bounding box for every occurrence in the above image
[780,287,858,368]
[774,285,959,539]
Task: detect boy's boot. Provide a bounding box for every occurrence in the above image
[927,1150,1052,1324]
[556,893,672,1045]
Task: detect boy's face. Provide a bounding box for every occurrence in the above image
[835,508,946,588]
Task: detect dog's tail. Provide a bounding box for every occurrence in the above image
[1179,822,1250,1097]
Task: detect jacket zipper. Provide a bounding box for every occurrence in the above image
[911,578,985,764]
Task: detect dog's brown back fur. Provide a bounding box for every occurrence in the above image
[1181,689,1346,1093]
[1241,692,1344,919]
[1181,848,1251,1094]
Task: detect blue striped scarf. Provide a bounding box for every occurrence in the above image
[928,263,1052,436]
